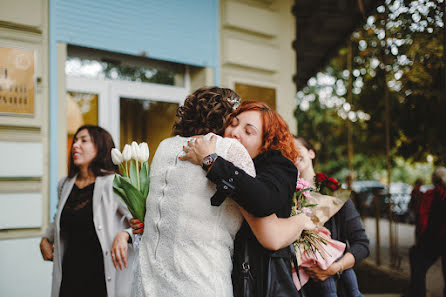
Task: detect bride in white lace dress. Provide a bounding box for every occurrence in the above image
[131,87,254,297]
[131,87,312,297]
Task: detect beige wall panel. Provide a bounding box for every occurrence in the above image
[0,193,43,229]
[223,1,279,37]
[0,141,43,177]
[220,0,297,134]
[0,126,40,142]
[0,0,49,240]
[0,237,52,296]
[0,180,41,193]
[57,43,67,179]
[0,0,43,28]
[189,67,214,92]
[221,68,276,87]
[223,37,279,72]
[276,0,296,134]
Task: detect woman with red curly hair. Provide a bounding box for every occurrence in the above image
[182,101,306,297]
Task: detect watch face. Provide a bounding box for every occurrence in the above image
[204,155,213,166]
[203,153,217,170]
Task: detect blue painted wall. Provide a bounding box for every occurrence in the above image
[54,0,219,67]
[49,0,220,218]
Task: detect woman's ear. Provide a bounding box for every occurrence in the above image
[309,149,316,160]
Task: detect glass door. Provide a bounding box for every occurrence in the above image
[66,91,98,162]
[65,77,108,167]
[66,48,190,166]
[108,79,189,152]
[120,98,178,165]
[67,77,189,166]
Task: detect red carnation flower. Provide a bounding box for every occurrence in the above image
[327,177,339,191]
[328,182,339,191]
[315,173,328,183]
[328,177,338,184]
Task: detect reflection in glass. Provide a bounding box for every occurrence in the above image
[235,83,277,110]
[66,56,184,87]
[120,98,178,165]
[66,91,98,165]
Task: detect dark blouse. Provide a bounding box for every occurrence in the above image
[305,193,370,297]
[206,150,299,296]
[325,199,370,263]
[59,183,107,297]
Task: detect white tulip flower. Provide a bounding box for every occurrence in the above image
[138,142,150,162]
[111,148,123,165]
[131,141,140,161]
[122,144,132,161]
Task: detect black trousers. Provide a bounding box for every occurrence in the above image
[408,244,446,297]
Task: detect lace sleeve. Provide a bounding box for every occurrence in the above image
[224,139,256,178]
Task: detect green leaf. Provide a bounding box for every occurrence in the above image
[129,161,138,187]
[302,202,318,208]
[113,175,137,216]
[295,188,312,197]
[120,177,146,221]
[139,161,150,200]
[114,174,146,221]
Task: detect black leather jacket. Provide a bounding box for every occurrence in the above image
[207,150,300,297]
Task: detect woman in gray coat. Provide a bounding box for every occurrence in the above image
[39,125,135,297]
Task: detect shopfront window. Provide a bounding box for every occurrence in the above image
[66,46,185,87]
[66,91,98,164]
[120,98,178,165]
[235,82,276,110]
[65,45,189,168]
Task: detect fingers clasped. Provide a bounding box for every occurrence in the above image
[130,219,144,234]
[179,135,217,166]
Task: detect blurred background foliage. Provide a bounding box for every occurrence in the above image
[295,0,444,184]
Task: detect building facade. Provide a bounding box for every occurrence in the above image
[0,1,296,296]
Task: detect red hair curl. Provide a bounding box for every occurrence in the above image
[227,101,298,163]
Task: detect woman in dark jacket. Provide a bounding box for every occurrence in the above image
[182,101,305,297]
[293,136,369,297]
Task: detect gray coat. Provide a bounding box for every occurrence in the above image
[43,174,135,297]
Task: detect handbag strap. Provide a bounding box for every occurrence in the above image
[240,237,254,297]
[289,245,306,297]
[242,238,250,273]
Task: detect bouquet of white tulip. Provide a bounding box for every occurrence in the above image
[111,141,150,222]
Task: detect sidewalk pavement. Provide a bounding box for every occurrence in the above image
[356,218,443,297]
[363,294,401,297]
[364,294,401,297]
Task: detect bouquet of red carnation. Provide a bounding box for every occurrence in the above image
[315,173,341,194]
[290,173,351,290]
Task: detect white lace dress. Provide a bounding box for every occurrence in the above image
[131,134,255,297]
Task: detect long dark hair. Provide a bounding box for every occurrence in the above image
[68,125,119,177]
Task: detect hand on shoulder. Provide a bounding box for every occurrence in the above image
[179,134,217,166]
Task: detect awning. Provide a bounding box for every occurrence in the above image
[293,0,385,90]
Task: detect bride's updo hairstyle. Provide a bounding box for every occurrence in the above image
[173,86,240,137]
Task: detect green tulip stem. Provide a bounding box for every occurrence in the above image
[135,160,140,191]
[126,161,129,177]
[119,164,125,175]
